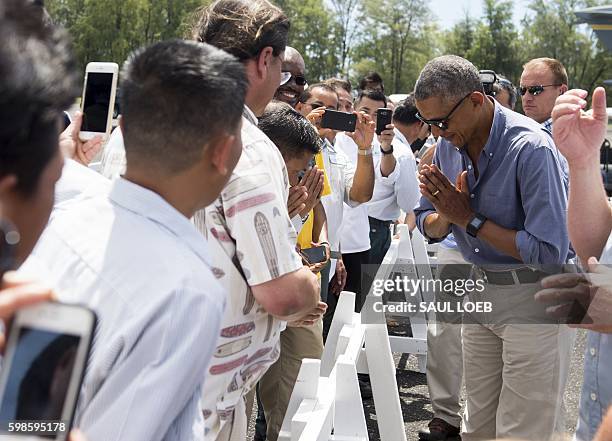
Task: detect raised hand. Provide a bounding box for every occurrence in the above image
[348,112,375,150]
[299,166,324,218]
[552,87,607,169]
[287,185,308,219]
[0,272,54,351]
[378,123,395,151]
[59,111,105,166]
[419,165,473,227]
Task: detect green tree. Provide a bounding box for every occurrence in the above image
[443,12,478,58]
[442,0,521,81]
[329,0,361,76]
[352,0,434,93]
[47,0,205,72]
[275,0,341,81]
[521,0,612,97]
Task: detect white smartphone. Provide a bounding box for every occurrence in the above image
[79,62,119,141]
[0,302,96,440]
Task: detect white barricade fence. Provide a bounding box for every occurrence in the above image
[380,224,436,373]
[279,291,407,441]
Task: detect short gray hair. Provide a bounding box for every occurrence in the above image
[414,55,482,102]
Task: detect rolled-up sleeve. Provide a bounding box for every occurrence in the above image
[514,145,570,264]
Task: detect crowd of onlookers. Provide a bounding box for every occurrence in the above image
[1,0,612,441]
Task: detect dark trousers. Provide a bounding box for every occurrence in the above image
[341,250,370,312]
[368,217,393,265]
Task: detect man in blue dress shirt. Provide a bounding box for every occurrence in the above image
[413,55,572,441]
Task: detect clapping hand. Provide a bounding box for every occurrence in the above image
[419,165,473,227]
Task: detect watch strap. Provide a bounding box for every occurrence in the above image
[466,213,487,238]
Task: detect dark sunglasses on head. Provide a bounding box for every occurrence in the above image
[282,71,307,86]
[415,92,473,132]
[519,84,561,96]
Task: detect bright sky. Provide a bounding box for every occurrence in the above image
[434,0,532,30]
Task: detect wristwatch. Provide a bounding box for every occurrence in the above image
[381,145,394,155]
[466,213,487,238]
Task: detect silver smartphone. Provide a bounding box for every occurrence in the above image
[0,302,96,440]
[79,62,119,141]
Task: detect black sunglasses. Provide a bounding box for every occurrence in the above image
[415,92,473,132]
[519,84,561,96]
[282,71,307,86]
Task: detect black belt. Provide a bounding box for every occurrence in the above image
[477,267,549,285]
[368,217,393,226]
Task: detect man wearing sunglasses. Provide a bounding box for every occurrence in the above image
[413,55,572,441]
[274,46,307,108]
[520,58,568,130]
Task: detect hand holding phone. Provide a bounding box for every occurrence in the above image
[320,110,357,132]
[0,302,96,440]
[299,245,328,266]
[79,62,119,141]
[376,108,393,135]
[59,112,105,166]
[347,112,376,150]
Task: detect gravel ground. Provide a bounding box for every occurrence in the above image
[248,326,586,441]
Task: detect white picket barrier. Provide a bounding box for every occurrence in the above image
[279,291,406,441]
[378,224,436,373]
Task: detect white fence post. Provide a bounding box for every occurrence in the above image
[280,291,407,441]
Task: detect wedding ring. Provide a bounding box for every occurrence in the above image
[432,189,440,196]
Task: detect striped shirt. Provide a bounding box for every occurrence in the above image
[21,177,225,441]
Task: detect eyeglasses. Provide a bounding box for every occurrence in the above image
[415,92,473,132]
[304,101,336,111]
[519,84,561,96]
[281,71,307,86]
[280,71,292,86]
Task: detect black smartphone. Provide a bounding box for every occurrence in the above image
[321,110,357,132]
[376,108,393,135]
[300,246,327,265]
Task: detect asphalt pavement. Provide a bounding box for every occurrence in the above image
[248,327,586,441]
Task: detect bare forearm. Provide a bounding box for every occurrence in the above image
[252,267,320,321]
[567,161,612,262]
[350,155,375,202]
[477,221,521,261]
[405,211,417,231]
[380,154,396,178]
[312,202,327,243]
[423,213,451,239]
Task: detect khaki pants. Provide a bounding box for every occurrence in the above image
[426,246,468,428]
[461,279,573,441]
[258,320,324,441]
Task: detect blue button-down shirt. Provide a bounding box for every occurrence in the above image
[415,100,570,265]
